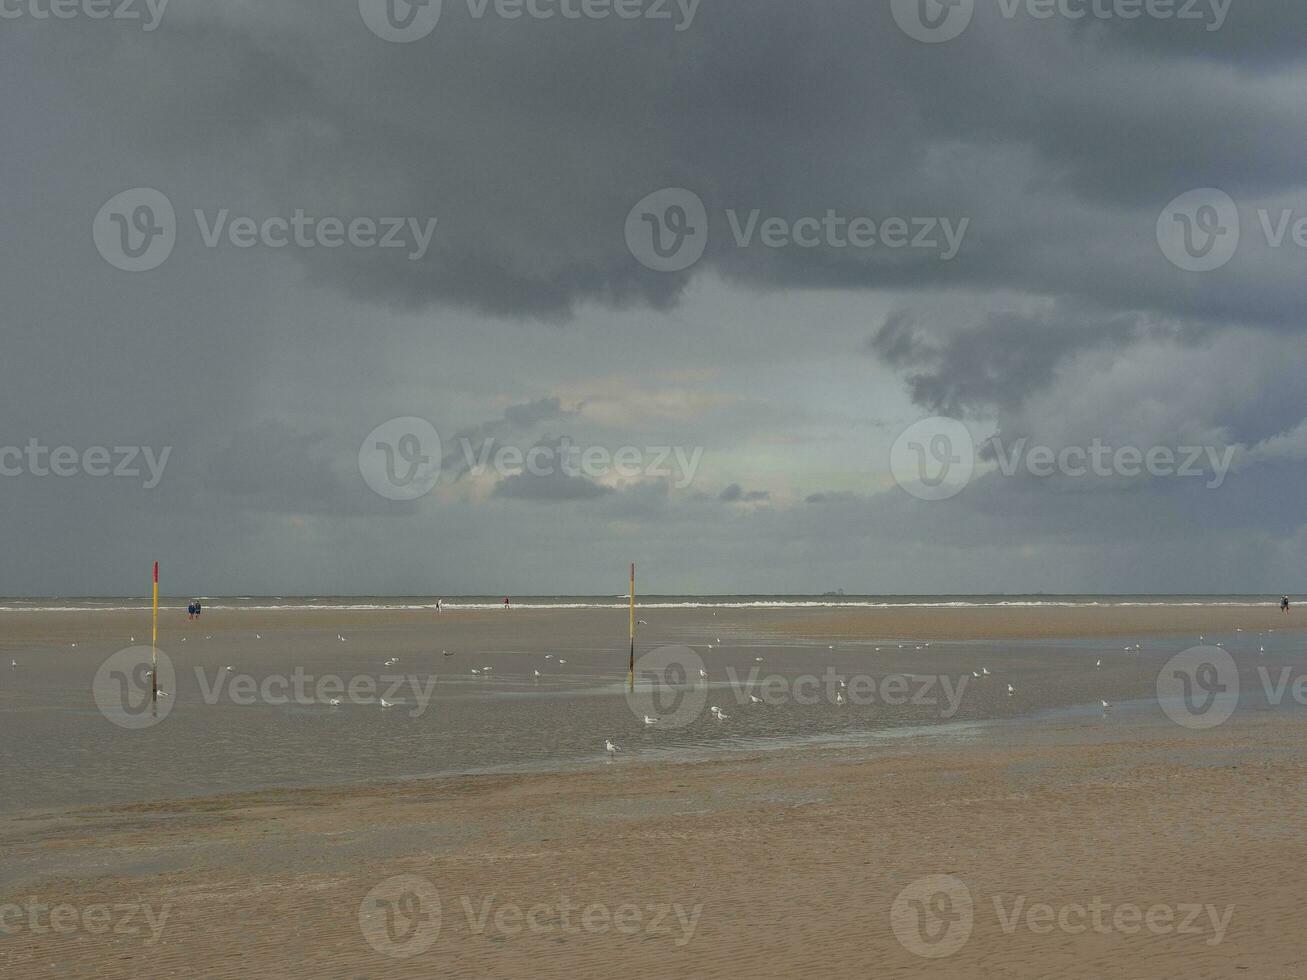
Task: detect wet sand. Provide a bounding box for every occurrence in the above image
[2,601,1305,977]
[2,711,1304,978]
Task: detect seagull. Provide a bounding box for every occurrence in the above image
[443,651,453,657]
[835,692,846,705]
[605,739,620,756]
[711,707,729,721]
[558,659,567,665]
[255,634,262,640]
[716,638,721,643]
[130,637,135,643]
[471,668,481,675]
[749,695,763,704]
[338,635,347,642]
[982,668,991,676]
[972,671,981,678]
[379,699,395,709]
[70,643,77,648]
[1260,646,1266,654]
[1095,659,1102,669]
[637,620,648,626]
[1100,699,1112,710]
[1007,683,1016,696]
[384,658,399,667]
[9,659,16,668]
[482,666,494,672]
[643,715,658,726]
[699,668,708,680]
[545,655,554,660]
[755,657,764,663]
[224,665,234,672]
[328,698,341,707]
[157,691,170,698]
[534,669,542,678]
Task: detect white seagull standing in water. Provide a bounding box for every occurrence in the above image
[379,699,395,709]
[605,739,620,756]
[1007,683,1016,696]
[749,695,763,704]
[643,715,658,726]
[1095,659,1102,669]
[835,692,845,705]
[699,668,708,680]
[328,698,342,707]
[1100,699,1112,711]
[982,667,991,676]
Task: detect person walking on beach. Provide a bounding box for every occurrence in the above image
[187,601,196,621]
[503,596,510,610]
[436,597,443,613]
[1282,595,1291,614]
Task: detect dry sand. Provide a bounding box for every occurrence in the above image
[3,713,1304,978]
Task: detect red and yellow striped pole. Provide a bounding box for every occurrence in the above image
[151,561,159,708]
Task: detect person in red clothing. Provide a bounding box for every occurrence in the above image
[503,596,510,610]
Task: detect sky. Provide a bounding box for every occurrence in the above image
[3,0,1307,597]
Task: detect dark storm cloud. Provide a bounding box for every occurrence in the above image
[719,484,770,503]
[870,308,1149,415]
[5,0,1307,594]
[24,0,1307,326]
[442,398,573,481]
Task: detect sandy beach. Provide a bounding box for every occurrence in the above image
[2,601,1305,977]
